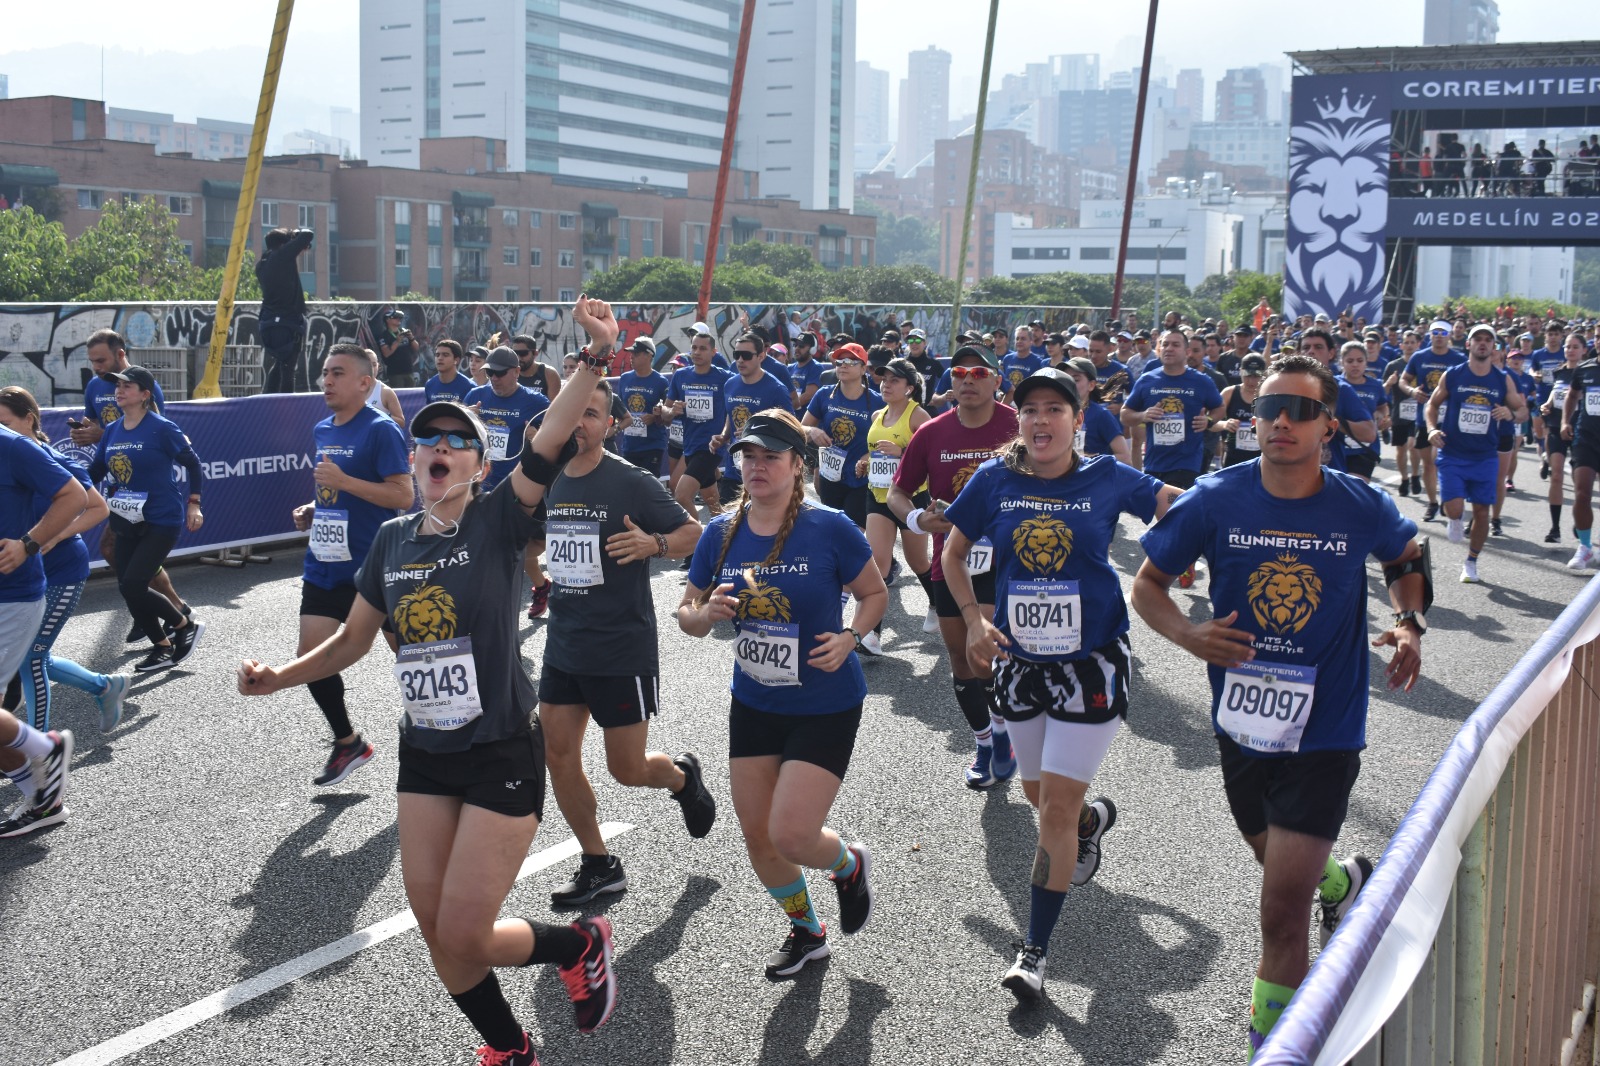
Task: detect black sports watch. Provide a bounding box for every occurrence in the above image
[1394,610,1427,635]
[842,626,862,648]
[20,533,41,556]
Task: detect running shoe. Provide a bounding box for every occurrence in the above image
[1177,565,1196,589]
[765,924,829,981]
[1490,519,1504,537]
[527,581,551,620]
[885,559,902,586]
[1410,475,1423,496]
[1422,502,1440,523]
[1073,797,1117,886]
[1446,517,1464,544]
[1568,546,1595,570]
[858,629,882,656]
[0,798,68,838]
[31,729,74,813]
[829,842,874,936]
[922,607,940,634]
[1317,854,1374,949]
[990,729,1017,782]
[1505,479,1515,492]
[473,1031,538,1066]
[124,619,146,643]
[558,916,617,1033]
[1541,459,1551,480]
[1397,476,1410,497]
[133,645,177,674]
[313,736,374,787]
[1461,558,1480,583]
[965,743,997,790]
[551,854,628,908]
[1546,527,1562,544]
[163,603,194,637]
[1002,942,1046,1002]
[671,752,716,838]
[95,673,130,732]
[170,619,206,665]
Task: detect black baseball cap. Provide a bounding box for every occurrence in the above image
[730,412,805,455]
[101,365,158,392]
[1241,354,1268,376]
[1012,367,1082,410]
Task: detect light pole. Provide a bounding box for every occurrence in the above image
[1152,228,1186,329]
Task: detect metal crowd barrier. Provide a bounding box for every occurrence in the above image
[1257,575,1600,1066]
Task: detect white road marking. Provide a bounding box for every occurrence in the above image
[52,822,634,1066]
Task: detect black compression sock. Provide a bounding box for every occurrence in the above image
[449,972,524,1052]
[307,674,353,740]
[522,919,587,966]
[953,677,992,733]
[915,568,935,602]
[1552,503,1563,529]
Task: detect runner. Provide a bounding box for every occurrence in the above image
[676,409,886,980]
[426,340,475,404]
[1401,321,1467,521]
[614,339,671,476]
[714,332,796,509]
[362,347,409,425]
[1424,324,1526,583]
[1131,352,1429,1056]
[292,345,415,786]
[1218,354,1268,467]
[943,366,1181,1001]
[1337,341,1389,484]
[856,357,935,647]
[1542,333,1586,546]
[88,366,207,673]
[540,374,711,907]
[0,388,127,740]
[1063,357,1130,463]
[888,344,1020,788]
[510,335,562,399]
[1559,330,1600,569]
[1493,347,1536,536]
[667,329,735,520]
[0,417,85,838]
[803,343,885,531]
[1382,331,1422,496]
[465,347,553,620]
[236,297,623,1065]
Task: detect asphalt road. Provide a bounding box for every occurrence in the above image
[1,453,1589,1066]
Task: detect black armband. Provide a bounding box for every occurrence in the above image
[1383,536,1434,613]
[517,432,582,486]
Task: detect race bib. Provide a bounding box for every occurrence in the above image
[966,537,993,576]
[547,519,603,587]
[1074,427,1087,453]
[108,490,148,524]
[1235,418,1259,451]
[309,508,351,563]
[1152,415,1186,447]
[484,424,511,461]
[1586,389,1600,417]
[394,636,483,730]
[624,412,648,438]
[867,450,898,490]
[684,388,715,423]
[1398,399,1419,422]
[734,619,800,686]
[819,445,846,482]
[669,420,684,446]
[1457,405,1491,435]
[1006,579,1082,657]
[1551,384,1570,410]
[1217,661,1316,754]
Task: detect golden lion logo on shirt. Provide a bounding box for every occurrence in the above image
[627,393,647,414]
[100,405,120,426]
[829,415,856,446]
[108,452,134,485]
[1012,516,1073,574]
[316,482,339,507]
[1462,394,1491,410]
[394,584,458,644]
[1156,396,1186,416]
[1246,552,1322,635]
[731,404,752,434]
[951,461,981,497]
[736,576,793,623]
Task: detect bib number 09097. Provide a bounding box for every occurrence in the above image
[1223,675,1309,723]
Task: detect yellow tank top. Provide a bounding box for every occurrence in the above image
[866,401,927,502]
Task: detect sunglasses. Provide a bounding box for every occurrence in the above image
[486,367,515,378]
[1253,395,1329,423]
[734,350,761,361]
[950,366,995,381]
[909,339,925,345]
[414,432,484,453]
[512,348,532,357]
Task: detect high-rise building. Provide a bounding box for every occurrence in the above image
[897,46,950,176]
[0,74,9,101]
[1175,69,1205,121]
[1215,68,1267,123]
[1423,0,1499,45]
[1056,84,1174,176]
[738,0,855,210]
[1050,55,1100,93]
[330,107,359,159]
[856,62,890,146]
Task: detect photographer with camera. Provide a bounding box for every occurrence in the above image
[256,227,315,394]
[378,308,420,389]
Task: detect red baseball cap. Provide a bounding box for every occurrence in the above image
[832,343,869,364]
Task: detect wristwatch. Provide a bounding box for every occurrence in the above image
[842,626,862,648]
[1394,610,1427,635]
[19,533,40,556]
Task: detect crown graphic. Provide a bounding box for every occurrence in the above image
[1314,89,1375,121]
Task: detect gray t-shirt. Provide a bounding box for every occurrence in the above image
[356,477,538,753]
[544,451,690,677]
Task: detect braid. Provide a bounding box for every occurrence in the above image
[696,490,750,606]
[999,437,1032,475]
[763,470,808,568]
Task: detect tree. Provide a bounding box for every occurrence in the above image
[824,264,955,304]
[0,207,72,302]
[724,241,822,279]
[854,205,940,270]
[1574,248,1600,314]
[1219,271,1283,325]
[68,198,201,301]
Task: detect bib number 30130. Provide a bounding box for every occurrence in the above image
[1006,579,1081,656]
[734,619,800,686]
[394,636,483,730]
[1217,661,1316,754]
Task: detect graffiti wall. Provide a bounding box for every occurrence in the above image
[0,300,1107,407]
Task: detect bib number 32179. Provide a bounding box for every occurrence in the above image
[1217,661,1316,754]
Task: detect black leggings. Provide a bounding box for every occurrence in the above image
[114,522,183,642]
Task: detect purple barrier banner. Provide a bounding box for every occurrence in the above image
[40,390,426,567]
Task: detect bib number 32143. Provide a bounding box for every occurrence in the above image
[1217,661,1316,754]
[394,636,483,730]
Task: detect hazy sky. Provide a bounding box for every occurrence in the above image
[4,0,1598,149]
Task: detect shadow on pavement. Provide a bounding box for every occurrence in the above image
[757,972,891,1066]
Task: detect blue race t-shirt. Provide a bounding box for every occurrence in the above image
[1002,353,1045,396]
[946,455,1160,687]
[91,412,194,529]
[761,355,794,391]
[1140,462,1417,757]
[84,375,165,428]
[1503,367,1535,443]
[36,451,93,586]
[304,405,413,590]
[722,371,797,480]
[615,370,671,454]
[1079,402,1125,456]
[1437,361,1510,461]
[1340,376,1387,458]
[789,359,823,411]
[806,384,886,489]
[687,504,872,715]
[424,373,474,404]
[1403,348,1466,396]
[669,365,734,457]
[466,383,550,488]
[1,427,73,602]
[1124,367,1224,475]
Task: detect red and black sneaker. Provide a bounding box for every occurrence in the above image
[527,581,551,620]
[558,916,617,1034]
[474,1030,538,1065]
[313,736,374,787]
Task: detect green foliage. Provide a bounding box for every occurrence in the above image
[394,290,436,302]
[1417,293,1598,324]
[723,241,822,279]
[1572,248,1600,314]
[0,207,72,301]
[854,205,940,270]
[826,264,955,304]
[1219,272,1283,325]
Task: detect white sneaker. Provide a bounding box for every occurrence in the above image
[1568,546,1595,570]
[1447,517,1465,544]
[858,630,882,656]
[1461,558,1480,583]
[922,606,940,633]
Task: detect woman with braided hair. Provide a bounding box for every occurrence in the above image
[677,408,888,982]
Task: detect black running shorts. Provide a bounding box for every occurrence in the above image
[683,450,720,489]
[931,573,997,619]
[728,696,861,779]
[300,580,358,621]
[397,724,547,819]
[538,663,659,730]
[1216,734,1360,841]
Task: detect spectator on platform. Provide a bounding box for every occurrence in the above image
[257,227,315,394]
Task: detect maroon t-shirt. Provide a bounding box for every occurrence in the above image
[894,403,1018,580]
